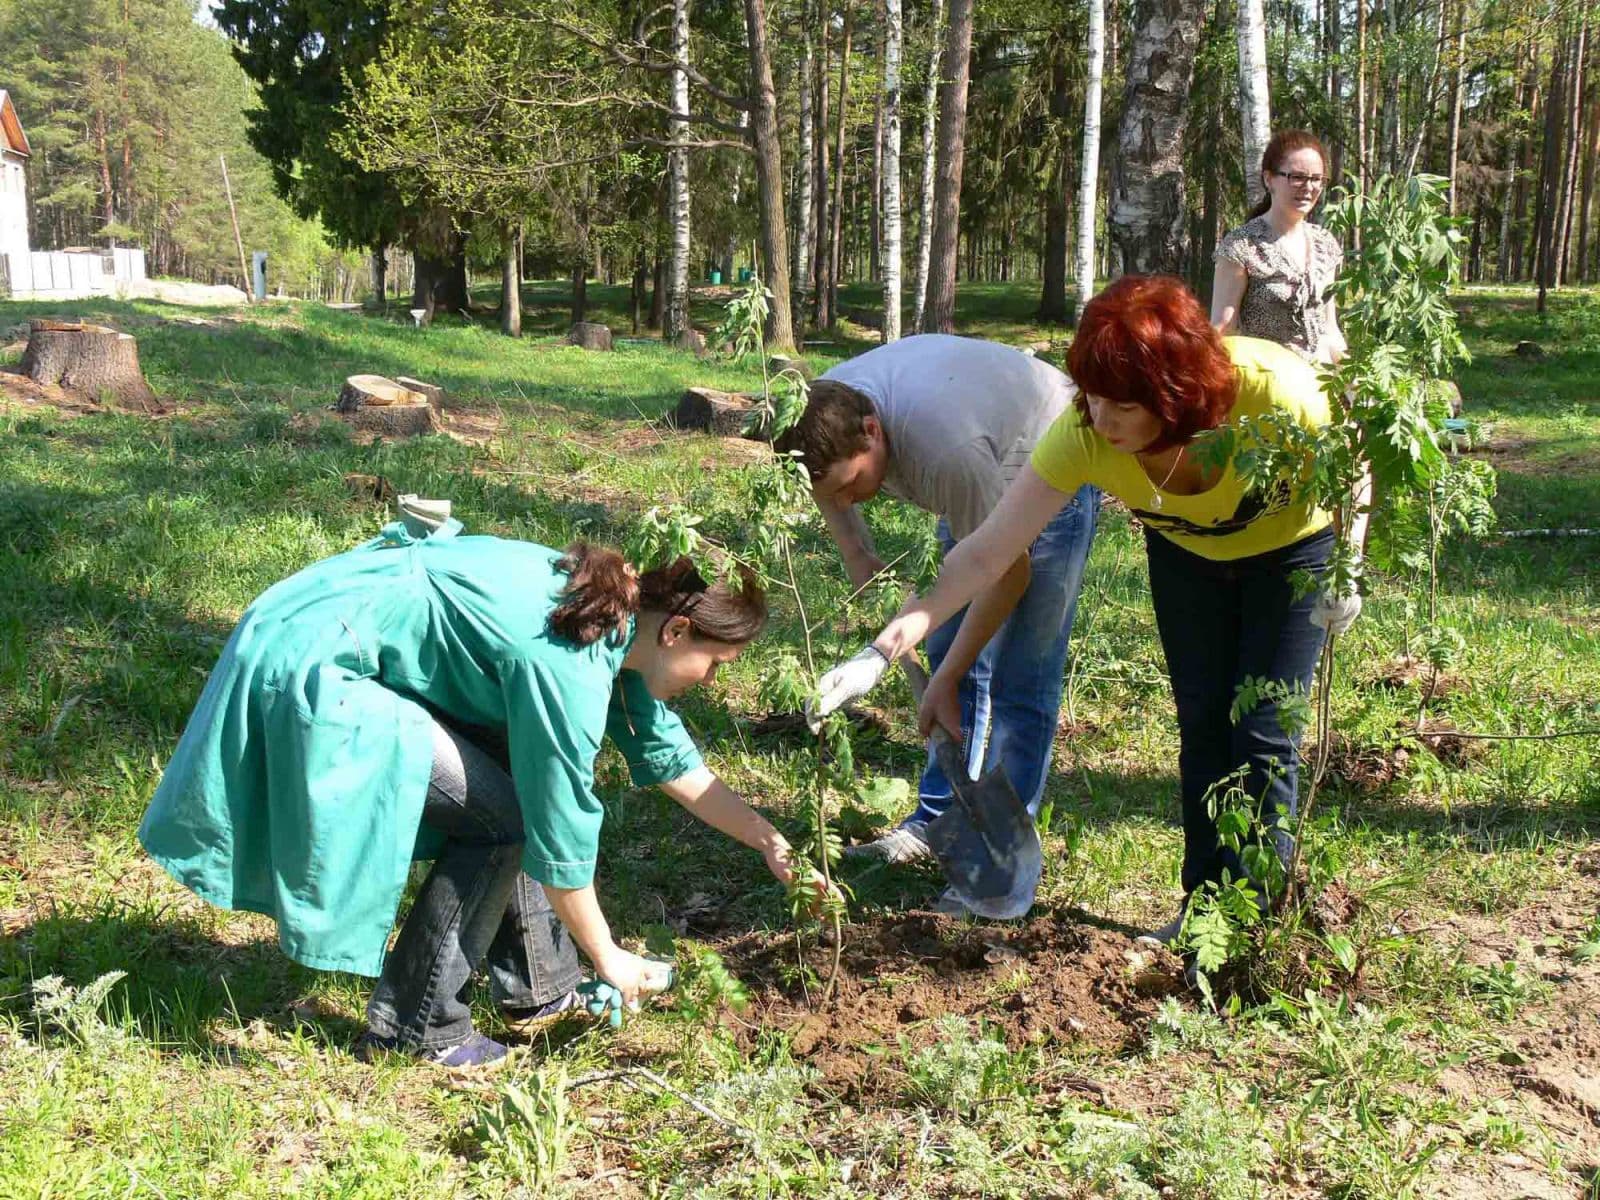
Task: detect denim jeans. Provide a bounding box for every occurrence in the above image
[366,721,583,1049]
[913,484,1100,823]
[1144,526,1333,899]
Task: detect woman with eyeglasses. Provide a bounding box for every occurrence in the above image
[1211,130,1347,365]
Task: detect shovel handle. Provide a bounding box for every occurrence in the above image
[897,657,972,784]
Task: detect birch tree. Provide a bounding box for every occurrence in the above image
[1074,0,1105,321]
[882,0,904,340]
[912,0,943,331]
[1237,0,1271,207]
[667,0,692,343]
[1107,0,1206,275]
[794,0,815,322]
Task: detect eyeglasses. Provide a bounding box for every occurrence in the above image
[1273,170,1325,189]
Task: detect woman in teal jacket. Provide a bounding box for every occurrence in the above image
[139,516,796,1068]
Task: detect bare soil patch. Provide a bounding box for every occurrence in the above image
[712,911,1181,1099]
[0,364,176,417]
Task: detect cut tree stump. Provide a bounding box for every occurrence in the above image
[672,386,763,438]
[21,320,157,407]
[334,374,438,436]
[675,328,709,358]
[396,376,446,412]
[568,322,614,351]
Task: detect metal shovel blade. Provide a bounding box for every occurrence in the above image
[900,660,1044,920]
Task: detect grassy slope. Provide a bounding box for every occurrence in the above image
[0,283,1595,1199]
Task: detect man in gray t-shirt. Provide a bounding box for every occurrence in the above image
[776,335,1099,904]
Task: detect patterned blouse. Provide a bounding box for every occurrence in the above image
[1215,216,1344,362]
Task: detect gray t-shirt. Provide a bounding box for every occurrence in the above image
[820,334,1075,538]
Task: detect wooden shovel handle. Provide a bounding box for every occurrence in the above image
[896,656,971,783]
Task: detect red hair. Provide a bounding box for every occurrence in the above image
[1068,275,1238,451]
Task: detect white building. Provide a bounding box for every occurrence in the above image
[0,89,147,300]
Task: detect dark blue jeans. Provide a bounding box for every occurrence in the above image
[366,721,582,1049]
[913,484,1100,823]
[1145,526,1332,900]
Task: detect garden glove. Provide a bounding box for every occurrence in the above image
[806,644,892,733]
[1309,556,1363,637]
[397,493,452,536]
[576,979,626,1029]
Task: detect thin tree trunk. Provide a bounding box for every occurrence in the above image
[829,4,854,323]
[744,0,797,351]
[1039,39,1072,324]
[1445,0,1466,213]
[1075,0,1107,322]
[1107,0,1206,274]
[1498,40,1529,282]
[1382,0,1401,173]
[1356,0,1369,189]
[872,0,885,286]
[572,260,589,325]
[1578,78,1600,282]
[1329,0,1343,187]
[1535,36,1566,313]
[632,252,646,333]
[795,1,816,324]
[882,0,904,340]
[925,0,973,333]
[501,230,522,337]
[667,0,692,342]
[371,245,387,305]
[912,0,943,331]
[650,252,665,328]
[1237,0,1272,206]
[1402,0,1448,177]
[1557,16,1587,283]
[815,7,834,327]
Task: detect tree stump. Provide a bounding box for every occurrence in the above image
[335,374,437,436]
[1513,340,1544,359]
[396,376,447,413]
[568,322,614,351]
[21,320,157,407]
[675,328,709,358]
[672,386,763,438]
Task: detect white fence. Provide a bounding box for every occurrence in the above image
[0,247,146,300]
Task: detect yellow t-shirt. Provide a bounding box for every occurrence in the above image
[1030,337,1333,561]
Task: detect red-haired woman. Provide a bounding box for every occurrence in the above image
[1211,130,1347,364]
[141,517,798,1069]
[811,276,1364,946]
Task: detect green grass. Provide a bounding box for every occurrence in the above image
[1,281,1597,1198]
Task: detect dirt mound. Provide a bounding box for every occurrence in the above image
[712,911,1183,1097]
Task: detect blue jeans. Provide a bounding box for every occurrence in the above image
[366,721,582,1049]
[913,484,1100,823]
[1144,527,1332,899]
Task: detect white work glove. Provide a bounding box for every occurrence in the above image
[1309,556,1363,637]
[806,644,892,732]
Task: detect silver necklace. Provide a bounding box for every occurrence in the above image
[1145,447,1185,510]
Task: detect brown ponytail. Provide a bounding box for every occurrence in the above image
[549,542,639,647]
[1247,129,1331,220]
[549,543,768,648]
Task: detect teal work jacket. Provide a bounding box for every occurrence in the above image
[138,521,701,976]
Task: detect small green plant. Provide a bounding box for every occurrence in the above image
[671,944,752,1024]
[475,1066,574,1190]
[900,1014,1030,1116]
[32,971,129,1049]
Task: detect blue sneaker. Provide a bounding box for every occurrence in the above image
[355,1030,510,1072]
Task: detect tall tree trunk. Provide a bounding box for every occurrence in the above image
[1356,0,1369,191]
[912,0,944,331]
[572,259,589,325]
[1108,0,1207,274]
[1038,39,1072,324]
[1237,0,1272,206]
[744,0,797,352]
[1578,78,1600,282]
[1556,16,1587,283]
[1402,0,1448,176]
[650,252,666,328]
[667,0,692,342]
[1535,36,1566,313]
[1497,40,1529,281]
[371,245,387,305]
[1329,0,1343,187]
[795,1,816,325]
[501,230,522,337]
[829,4,854,323]
[815,8,834,327]
[882,0,904,340]
[1075,0,1107,321]
[1382,0,1401,174]
[1445,0,1466,213]
[872,0,885,286]
[925,0,974,333]
[631,252,646,333]
[95,109,116,239]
